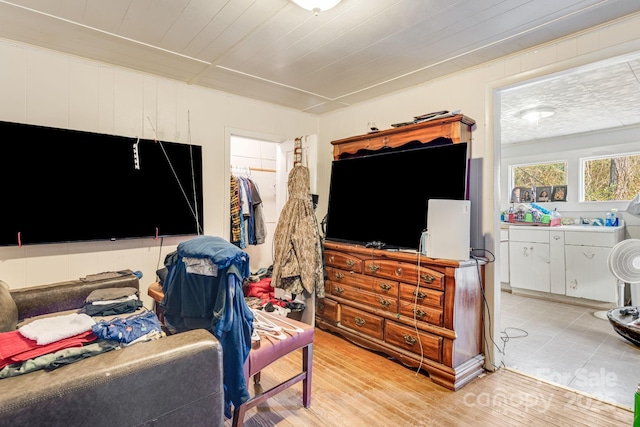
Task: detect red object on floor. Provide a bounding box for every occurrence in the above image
[244,277,274,300]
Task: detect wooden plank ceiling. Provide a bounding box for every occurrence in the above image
[0,0,640,143]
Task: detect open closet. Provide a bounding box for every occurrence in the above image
[230,134,320,325]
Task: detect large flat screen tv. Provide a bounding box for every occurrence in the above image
[0,121,203,246]
[325,142,468,250]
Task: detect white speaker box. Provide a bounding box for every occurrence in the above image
[423,199,471,261]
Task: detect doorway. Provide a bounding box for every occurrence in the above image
[493,51,640,410]
[229,133,319,324]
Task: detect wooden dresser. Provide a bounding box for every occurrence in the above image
[330,114,475,159]
[317,115,484,390]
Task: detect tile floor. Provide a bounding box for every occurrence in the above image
[500,290,640,409]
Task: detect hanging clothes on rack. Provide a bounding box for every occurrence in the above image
[230,175,242,245]
[271,165,324,298]
[250,180,266,245]
[230,167,267,248]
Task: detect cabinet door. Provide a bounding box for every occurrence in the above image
[549,230,565,295]
[509,241,550,292]
[565,245,617,303]
[500,229,509,284]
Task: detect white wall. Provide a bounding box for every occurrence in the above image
[0,40,318,308]
[316,12,640,369]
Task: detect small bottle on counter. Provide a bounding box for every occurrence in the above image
[606,208,619,226]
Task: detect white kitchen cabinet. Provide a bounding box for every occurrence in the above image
[549,229,565,295]
[509,228,551,293]
[508,225,625,303]
[500,228,510,285]
[564,228,625,303]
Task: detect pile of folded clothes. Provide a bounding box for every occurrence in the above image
[0,287,163,379]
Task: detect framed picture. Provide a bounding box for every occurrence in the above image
[551,185,567,202]
[511,186,535,203]
[520,187,534,203]
[510,187,521,203]
[535,186,552,202]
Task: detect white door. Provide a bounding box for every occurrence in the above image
[549,230,565,295]
[509,241,551,292]
[565,245,617,303]
[499,228,509,285]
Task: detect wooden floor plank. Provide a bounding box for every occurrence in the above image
[225,328,634,426]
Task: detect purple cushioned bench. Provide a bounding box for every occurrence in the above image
[233,310,314,427]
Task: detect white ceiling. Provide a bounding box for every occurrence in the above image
[500,53,640,144]
[1,0,640,142]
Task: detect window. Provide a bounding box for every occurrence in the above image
[512,162,567,188]
[582,153,640,201]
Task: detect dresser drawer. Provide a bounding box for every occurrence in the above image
[330,282,397,313]
[364,259,445,290]
[385,321,442,362]
[398,283,443,308]
[341,305,384,340]
[316,297,340,323]
[326,266,399,296]
[324,250,363,273]
[398,301,443,326]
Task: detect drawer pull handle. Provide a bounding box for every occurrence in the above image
[368,264,380,273]
[354,317,365,327]
[346,259,356,267]
[329,256,335,262]
[335,272,344,280]
[583,251,595,260]
[395,268,403,276]
[413,290,426,299]
[379,283,392,292]
[318,302,325,310]
[421,274,435,284]
[334,286,344,295]
[378,298,391,308]
[403,334,417,345]
[413,308,426,318]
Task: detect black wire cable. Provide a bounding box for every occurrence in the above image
[471,252,529,370]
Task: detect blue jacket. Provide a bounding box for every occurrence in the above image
[161,236,254,419]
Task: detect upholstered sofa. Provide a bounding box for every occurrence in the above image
[0,271,224,427]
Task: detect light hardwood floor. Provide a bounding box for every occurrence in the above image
[226,327,634,426]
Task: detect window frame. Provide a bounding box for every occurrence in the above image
[509,160,568,201]
[580,150,640,203]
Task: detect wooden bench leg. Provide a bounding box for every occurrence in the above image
[232,342,313,427]
[302,343,312,407]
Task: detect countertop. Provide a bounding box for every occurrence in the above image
[501,223,624,233]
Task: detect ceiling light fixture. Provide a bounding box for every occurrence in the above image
[291,0,342,16]
[518,106,556,122]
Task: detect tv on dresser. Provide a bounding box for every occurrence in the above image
[317,116,485,392]
[325,141,468,251]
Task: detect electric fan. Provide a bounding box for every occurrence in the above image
[608,238,640,305]
[605,239,640,347]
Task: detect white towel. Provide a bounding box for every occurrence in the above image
[19,313,96,345]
